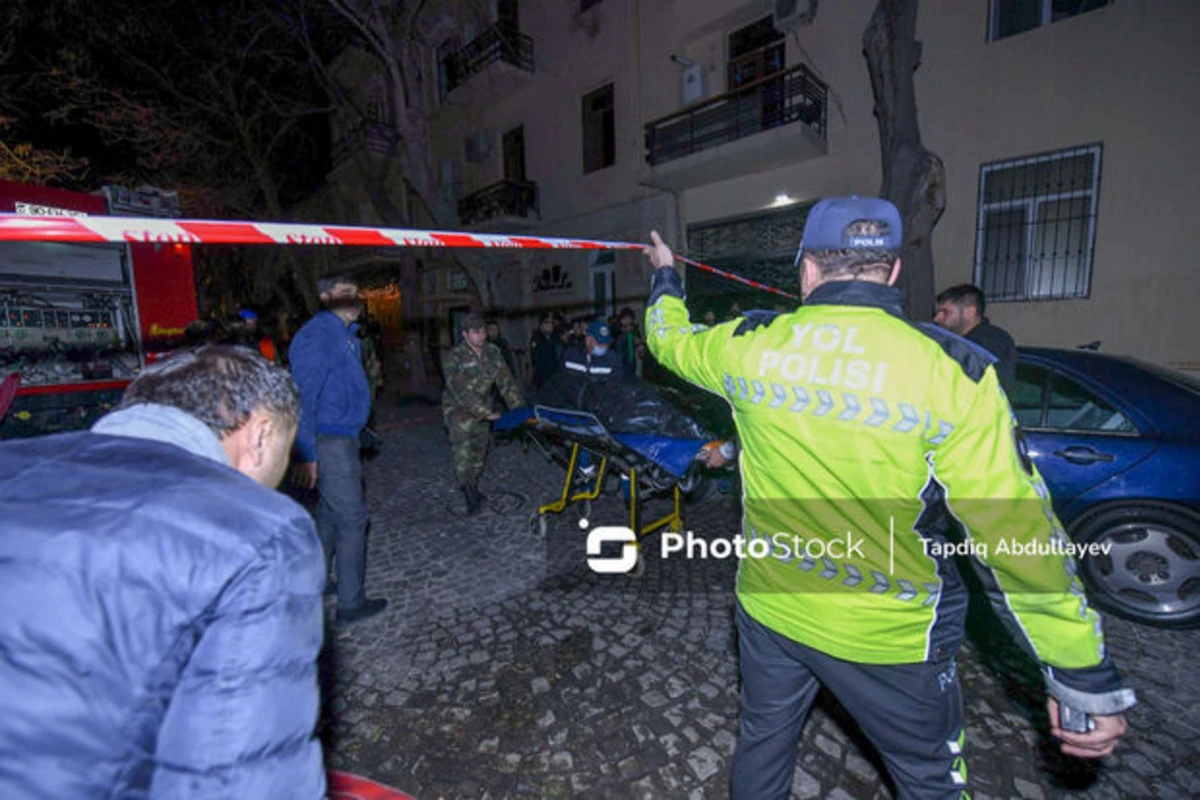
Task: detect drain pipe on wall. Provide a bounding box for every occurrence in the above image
[632,0,689,290]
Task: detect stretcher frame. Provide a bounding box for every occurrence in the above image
[517,406,686,544]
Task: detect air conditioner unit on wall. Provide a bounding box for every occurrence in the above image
[681,63,706,106]
[772,0,818,32]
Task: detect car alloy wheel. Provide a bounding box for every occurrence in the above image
[1072,504,1200,629]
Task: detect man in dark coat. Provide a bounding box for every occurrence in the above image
[0,346,326,799]
[934,283,1018,394]
[289,274,387,625]
[529,312,561,388]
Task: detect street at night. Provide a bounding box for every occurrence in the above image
[315,404,1199,799]
[3,1,1200,798]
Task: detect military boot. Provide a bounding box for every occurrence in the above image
[463,484,481,516]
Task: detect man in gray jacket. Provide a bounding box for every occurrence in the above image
[0,346,326,799]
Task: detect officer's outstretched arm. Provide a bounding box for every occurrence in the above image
[642,232,739,394]
[931,375,1136,718]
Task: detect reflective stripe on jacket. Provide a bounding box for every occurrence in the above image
[646,275,1131,709]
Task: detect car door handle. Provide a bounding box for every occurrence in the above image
[1052,446,1115,465]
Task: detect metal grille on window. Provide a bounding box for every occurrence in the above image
[974,143,1101,302]
[686,203,811,315]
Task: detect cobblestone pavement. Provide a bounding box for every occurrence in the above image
[317,406,1199,799]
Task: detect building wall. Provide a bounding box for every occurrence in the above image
[327,0,1200,379]
[917,0,1200,369]
[654,0,883,225]
[641,0,1200,371]
[429,0,677,360]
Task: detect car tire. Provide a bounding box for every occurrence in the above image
[1069,503,1200,629]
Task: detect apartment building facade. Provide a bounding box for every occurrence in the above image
[318,0,1200,379]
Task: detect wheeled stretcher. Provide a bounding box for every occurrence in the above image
[495,405,717,545]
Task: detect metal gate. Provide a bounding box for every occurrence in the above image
[685,202,812,320]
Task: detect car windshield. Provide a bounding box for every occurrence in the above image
[1117,357,1200,398]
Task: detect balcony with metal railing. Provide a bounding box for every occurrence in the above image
[642,63,828,191]
[332,119,398,166]
[457,179,540,229]
[442,23,535,104]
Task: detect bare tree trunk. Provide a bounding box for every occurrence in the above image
[319,0,498,309]
[863,0,945,321]
[311,0,507,399]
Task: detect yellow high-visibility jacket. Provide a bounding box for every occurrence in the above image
[647,272,1134,712]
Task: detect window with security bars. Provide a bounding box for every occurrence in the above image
[686,204,811,314]
[974,144,1101,302]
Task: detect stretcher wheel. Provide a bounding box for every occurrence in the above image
[628,552,645,579]
[576,499,592,522]
[529,512,548,539]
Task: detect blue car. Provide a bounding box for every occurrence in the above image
[1012,347,1200,628]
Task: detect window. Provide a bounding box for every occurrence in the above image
[498,0,520,30]
[1046,372,1135,432]
[989,0,1111,42]
[503,125,526,182]
[974,144,1101,302]
[582,83,615,173]
[727,17,786,131]
[436,37,461,102]
[1010,362,1135,432]
[1010,362,1050,428]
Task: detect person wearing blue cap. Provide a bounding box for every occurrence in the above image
[642,197,1133,799]
[552,318,627,479]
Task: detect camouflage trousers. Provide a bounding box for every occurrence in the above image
[446,415,491,487]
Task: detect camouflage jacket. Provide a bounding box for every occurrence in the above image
[442,340,524,422]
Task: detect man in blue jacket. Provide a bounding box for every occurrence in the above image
[0,346,326,799]
[289,274,388,625]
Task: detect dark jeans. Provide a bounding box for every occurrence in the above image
[315,434,368,610]
[731,602,967,800]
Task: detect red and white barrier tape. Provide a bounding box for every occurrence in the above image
[0,214,798,300]
[674,254,798,300]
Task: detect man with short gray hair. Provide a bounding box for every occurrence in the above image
[0,345,326,798]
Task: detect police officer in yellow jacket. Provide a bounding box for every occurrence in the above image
[643,197,1134,800]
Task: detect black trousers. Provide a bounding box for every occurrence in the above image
[731,602,969,800]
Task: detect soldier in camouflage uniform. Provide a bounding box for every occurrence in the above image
[442,312,524,515]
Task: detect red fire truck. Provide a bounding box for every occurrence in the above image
[0,178,199,437]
